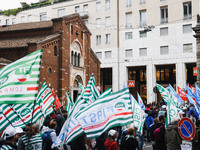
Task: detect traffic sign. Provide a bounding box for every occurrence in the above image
[178,117,196,141]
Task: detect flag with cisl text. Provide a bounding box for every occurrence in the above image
[76,88,133,139]
[131,95,145,134]
[0,49,43,104]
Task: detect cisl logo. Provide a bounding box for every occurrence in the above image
[15,64,31,82]
[0,76,8,88]
[20,108,31,117]
[114,102,125,111]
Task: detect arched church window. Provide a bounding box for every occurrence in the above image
[71,51,74,64]
[74,52,77,66]
[54,46,57,56]
[78,53,80,67]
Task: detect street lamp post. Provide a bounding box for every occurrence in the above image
[193,14,200,87]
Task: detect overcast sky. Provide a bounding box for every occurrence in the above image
[0,0,39,11]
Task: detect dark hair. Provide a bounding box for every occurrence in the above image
[49,121,57,129]
[159,115,165,122]
[62,110,68,113]
[196,120,200,127]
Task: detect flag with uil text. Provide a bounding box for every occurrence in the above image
[130,95,145,134]
[76,88,133,139]
[12,102,43,128]
[0,49,43,104]
[36,81,55,115]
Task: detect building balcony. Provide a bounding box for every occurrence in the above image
[79,11,89,19]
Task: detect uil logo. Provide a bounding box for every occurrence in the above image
[0,76,8,88]
[114,102,126,111]
[15,64,32,82]
[20,108,31,117]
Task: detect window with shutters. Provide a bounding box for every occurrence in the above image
[160,27,168,36]
[160,7,168,23]
[183,24,192,33]
[105,51,112,59]
[139,48,147,56]
[106,34,110,44]
[58,9,65,17]
[96,18,102,28]
[125,32,133,39]
[125,49,133,57]
[183,2,192,20]
[160,46,169,55]
[183,43,192,53]
[105,0,110,10]
[126,13,132,28]
[96,2,101,12]
[96,35,101,45]
[96,52,102,59]
[140,10,146,26]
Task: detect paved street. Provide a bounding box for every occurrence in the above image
[143,141,153,150]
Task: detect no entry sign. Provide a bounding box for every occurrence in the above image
[178,117,196,141]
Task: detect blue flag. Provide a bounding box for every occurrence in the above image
[186,94,200,115]
[137,92,145,111]
[195,83,200,104]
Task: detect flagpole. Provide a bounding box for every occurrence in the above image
[0,108,14,128]
[9,105,26,126]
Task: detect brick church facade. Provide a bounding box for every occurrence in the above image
[0,13,101,105]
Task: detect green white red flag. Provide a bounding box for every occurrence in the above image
[156,84,169,103]
[0,49,43,104]
[166,94,179,126]
[0,104,19,137]
[83,73,100,103]
[76,88,133,139]
[130,95,145,134]
[36,81,55,115]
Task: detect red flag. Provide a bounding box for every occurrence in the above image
[177,86,188,101]
[52,90,61,110]
[190,85,195,93]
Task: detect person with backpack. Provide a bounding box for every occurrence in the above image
[1,126,17,150]
[42,120,58,150]
[154,115,167,150]
[192,119,200,150]
[120,127,140,150]
[146,112,153,142]
[165,117,182,150]
[150,118,159,150]
[104,129,118,150]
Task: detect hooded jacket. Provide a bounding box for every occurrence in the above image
[165,124,182,149]
[104,139,118,150]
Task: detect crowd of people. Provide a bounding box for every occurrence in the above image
[0,102,200,150]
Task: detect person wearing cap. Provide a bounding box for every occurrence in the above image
[15,127,25,140]
[104,129,118,150]
[158,105,167,117]
[1,126,17,150]
[165,117,182,150]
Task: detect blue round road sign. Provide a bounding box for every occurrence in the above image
[178,117,196,141]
